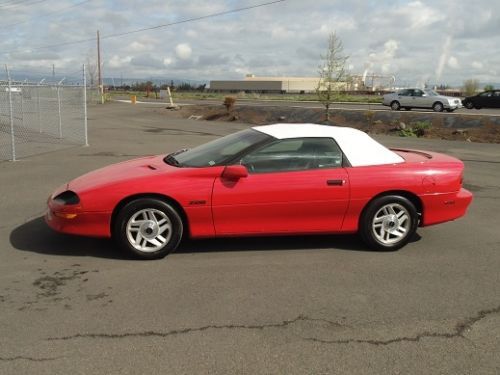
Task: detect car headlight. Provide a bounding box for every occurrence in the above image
[53,190,80,205]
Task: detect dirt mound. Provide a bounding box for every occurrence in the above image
[178,104,500,143]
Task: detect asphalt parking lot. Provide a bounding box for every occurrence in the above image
[1,102,499,374]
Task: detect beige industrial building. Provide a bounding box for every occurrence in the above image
[210,74,365,93]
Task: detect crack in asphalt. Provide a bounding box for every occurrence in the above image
[0,356,59,362]
[302,304,500,346]
[47,315,341,341]
[45,304,500,346]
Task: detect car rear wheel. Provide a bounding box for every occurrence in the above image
[432,102,444,112]
[113,198,183,259]
[360,195,418,251]
[390,101,401,111]
[464,101,474,109]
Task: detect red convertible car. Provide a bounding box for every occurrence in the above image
[46,124,472,259]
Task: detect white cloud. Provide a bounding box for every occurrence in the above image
[109,55,131,68]
[129,42,153,52]
[1,0,500,84]
[447,56,459,69]
[271,26,294,39]
[175,43,192,60]
[471,61,484,69]
[367,39,399,74]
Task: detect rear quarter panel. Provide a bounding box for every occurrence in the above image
[342,150,466,232]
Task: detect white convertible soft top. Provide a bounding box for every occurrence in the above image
[253,123,404,167]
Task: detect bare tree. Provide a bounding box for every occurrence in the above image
[86,54,98,87]
[463,79,479,96]
[316,32,349,122]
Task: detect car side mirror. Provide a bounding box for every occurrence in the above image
[222,165,248,180]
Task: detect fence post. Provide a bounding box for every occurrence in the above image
[5,65,16,161]
[57,84,63,138]
[83,64,88,146]
[37,82,42,133]
[20,88,24,128]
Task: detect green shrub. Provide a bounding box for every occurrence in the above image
[399,120,431,137]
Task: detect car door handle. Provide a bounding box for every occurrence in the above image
[326,179,345,186]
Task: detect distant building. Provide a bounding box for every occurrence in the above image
[209,74,375,93]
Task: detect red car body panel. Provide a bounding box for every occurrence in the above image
[212,167,349,235]
[46,149,472,240]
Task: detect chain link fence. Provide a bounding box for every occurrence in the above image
[0,65,88,161]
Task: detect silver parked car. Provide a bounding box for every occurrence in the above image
[383,88,462,112]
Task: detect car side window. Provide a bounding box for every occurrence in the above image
[480,92,492,97]
[494,91,500,97]
[413,89,424,97]
[398,89,410,96]
[240,138,343,174]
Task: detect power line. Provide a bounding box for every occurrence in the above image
[0,0,48,9]
[1,0,286,55]
[0,0,92,30]
[101,0,286,40]
[0,0,33,8]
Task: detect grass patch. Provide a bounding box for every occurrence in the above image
[107,90,383,104]
[399,121,432,137]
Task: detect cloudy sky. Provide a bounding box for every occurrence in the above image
[1,0,499,86]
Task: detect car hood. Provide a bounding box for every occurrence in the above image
[68,155,173,192]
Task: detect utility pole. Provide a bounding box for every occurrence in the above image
[52,64,55,81]
[97,30,103,104]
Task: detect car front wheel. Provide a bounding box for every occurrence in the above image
[390,101,401,111]
[360,195,418,251]
[432,102,444,112]
[464,101,474,109]
[113,198,183,259]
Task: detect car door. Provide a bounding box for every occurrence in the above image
[477,91,493,108]
[397,89,412,107]
[411,89,428,108]
[493,91,500,108]
[211,137,350,235]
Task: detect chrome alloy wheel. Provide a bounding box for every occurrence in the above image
[371,203,410,245]
[126,208,172,252]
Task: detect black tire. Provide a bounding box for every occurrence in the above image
[359,195,418,251]
[390,101,401,111]
[113,198,183,260]
[432,102,444,112]
[464,101,474,110]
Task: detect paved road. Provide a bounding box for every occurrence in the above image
[116,97,500,117]
[1,102,499,374]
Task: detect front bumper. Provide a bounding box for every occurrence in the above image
[445,101,463,109]
[45,196,111,238]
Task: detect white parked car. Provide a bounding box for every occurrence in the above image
[383,88,462,112]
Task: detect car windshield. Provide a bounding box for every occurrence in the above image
[165,129,271,167]
[423,89,439,96]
